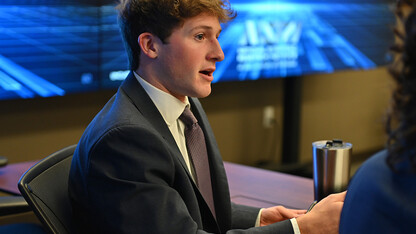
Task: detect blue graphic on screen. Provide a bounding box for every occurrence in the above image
[0,2,100,100]
[214,2,395,82]
[0,0,395,100]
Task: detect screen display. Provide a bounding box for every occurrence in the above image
[0,0,395,100]
[0,1,102,100]
[215,0,395,82]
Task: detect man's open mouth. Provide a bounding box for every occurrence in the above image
[199,69,214,76]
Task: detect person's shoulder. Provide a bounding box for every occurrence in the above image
[347,150,390,193]
[78,90,151,150]
[356,149,389,176]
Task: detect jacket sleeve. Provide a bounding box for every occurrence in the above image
[230,203,294,234]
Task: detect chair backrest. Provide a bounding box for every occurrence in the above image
[18,145,76,234]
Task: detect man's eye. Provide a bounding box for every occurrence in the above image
[195,34,205,40]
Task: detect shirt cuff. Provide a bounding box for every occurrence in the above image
[290,218,301,234]
[255,208,264,227]
[256,209,300,234]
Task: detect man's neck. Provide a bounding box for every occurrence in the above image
[134,69,187,103]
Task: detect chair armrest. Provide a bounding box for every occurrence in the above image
[0,196,31,216]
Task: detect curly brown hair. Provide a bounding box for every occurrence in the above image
[116,0,235,71]
[386,0,416,173]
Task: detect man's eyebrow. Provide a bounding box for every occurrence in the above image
[190,25,222,34]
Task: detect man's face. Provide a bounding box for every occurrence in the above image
[153,13,224,102]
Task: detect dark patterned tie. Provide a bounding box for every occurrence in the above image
[179,106,216,219]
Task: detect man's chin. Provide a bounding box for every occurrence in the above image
[191,87,212,99]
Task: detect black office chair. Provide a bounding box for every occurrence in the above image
[18,145,76,234]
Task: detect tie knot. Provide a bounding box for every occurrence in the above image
[179,107,197,127]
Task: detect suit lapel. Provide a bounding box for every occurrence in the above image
[120,73,191,175]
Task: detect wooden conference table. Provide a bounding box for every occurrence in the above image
[0,160,314,210]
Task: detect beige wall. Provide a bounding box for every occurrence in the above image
[0,90,114,163]
[299,67,392,163]
[0,67,392,167]
[201,78,285,165]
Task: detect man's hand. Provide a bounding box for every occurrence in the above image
[296,191,346,234]
[260,206,306,226]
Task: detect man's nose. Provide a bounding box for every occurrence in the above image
[208,39,225,62]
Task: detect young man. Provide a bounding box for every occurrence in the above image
[69,0,345,233]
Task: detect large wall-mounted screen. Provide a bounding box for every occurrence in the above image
[215,0,395,82]
[0,0,395,100]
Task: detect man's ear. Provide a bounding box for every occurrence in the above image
[138,32,159,59]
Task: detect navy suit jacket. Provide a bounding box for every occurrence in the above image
[68,73,293,233]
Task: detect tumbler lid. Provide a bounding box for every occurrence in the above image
[312,139,352,149]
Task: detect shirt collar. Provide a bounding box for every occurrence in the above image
[133,72,189,126]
